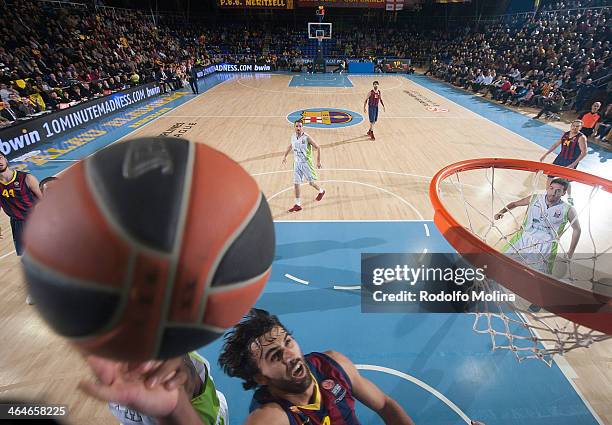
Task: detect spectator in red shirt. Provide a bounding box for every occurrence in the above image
[493,78,512,101]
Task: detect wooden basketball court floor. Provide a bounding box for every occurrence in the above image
[0,72,610,424]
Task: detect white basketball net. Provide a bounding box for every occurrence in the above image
[441,165,612,366]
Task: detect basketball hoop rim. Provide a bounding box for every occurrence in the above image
[429,158,612,335]
[431,158,612,194]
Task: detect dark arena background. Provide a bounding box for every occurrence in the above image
[0,0,611,424]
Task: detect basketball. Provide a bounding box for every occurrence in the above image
[21,137,275,361]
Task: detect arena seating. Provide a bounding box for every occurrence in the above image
[0,0,609,129]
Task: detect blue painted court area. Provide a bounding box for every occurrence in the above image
[200,222,599,425]
[406,75,611,180]
[290,74,354,87]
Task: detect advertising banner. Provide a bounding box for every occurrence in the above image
[0,83,163,160]
[212,63,274,72]
[195,64,217,78]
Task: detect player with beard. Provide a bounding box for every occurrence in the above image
[0,153,42,304]
[495,178,580,272]
[0,153,42,256]
[218,309,415,425]
[77,309,485,424]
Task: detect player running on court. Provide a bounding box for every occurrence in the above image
[282,120,325,213]
[494,178,581,273]
[364,80,386,141]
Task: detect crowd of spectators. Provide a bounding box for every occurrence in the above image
[0,0,200,128]
[422,0,610,137]
[0,0,322,129]
[0,0,609,142]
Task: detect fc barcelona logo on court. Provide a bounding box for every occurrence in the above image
[302,110,352,125]
[287,108,363,129]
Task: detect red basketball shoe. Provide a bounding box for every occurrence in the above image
[370,131,375,140]
[315,190,325,201]
[288,204,303,212]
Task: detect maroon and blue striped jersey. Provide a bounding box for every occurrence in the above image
[368,90,381,107]
[1,171,36,220]
[558,131,583,162]
[250,352,361,425]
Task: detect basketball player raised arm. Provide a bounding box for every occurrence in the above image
[495,192,581,258]
[79,356,206,425]
[494,195,531,220]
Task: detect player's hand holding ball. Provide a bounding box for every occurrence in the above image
[125,356,189,390]
[79,355,181,418]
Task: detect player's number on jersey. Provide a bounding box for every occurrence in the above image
[2,189,15,198]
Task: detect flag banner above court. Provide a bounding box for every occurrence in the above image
[217,0,294,9]
[0,82,163,160]
[298,0,385,8]
[361,253,612,314]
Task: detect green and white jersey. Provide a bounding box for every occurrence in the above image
[189,352,228,425]
[504,193,570,272]
[110,352,228,425]
[291,131,317,183]
[291,131,313,165]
